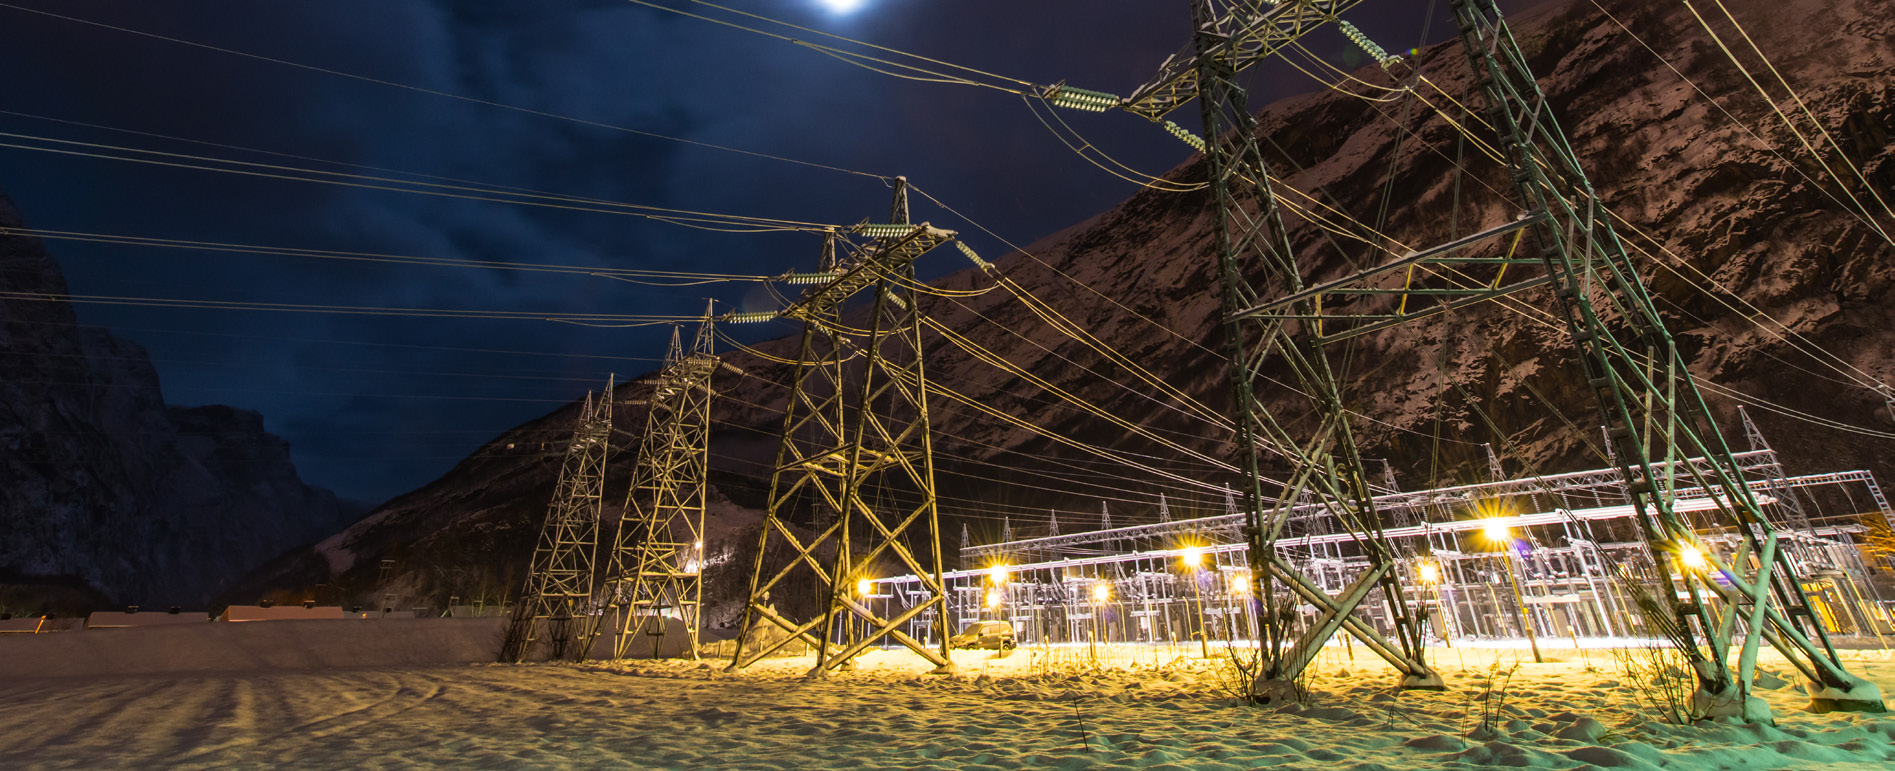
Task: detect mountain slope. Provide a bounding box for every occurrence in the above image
[0,192,358,609]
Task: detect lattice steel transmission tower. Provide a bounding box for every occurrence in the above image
[607,312,722,659]
[1079,0,1440,700]
[499,378,613,663]
[729,178,961,676]
[1446,0,1879,715]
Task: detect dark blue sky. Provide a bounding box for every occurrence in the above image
[0,0,1545,503]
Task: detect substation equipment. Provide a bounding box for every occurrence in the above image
[871,421,1895,671]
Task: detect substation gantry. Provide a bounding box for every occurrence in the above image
[1041,0,1883,716]
[499,377,614,663]
[727,177,963,676]
[604,311,727,659]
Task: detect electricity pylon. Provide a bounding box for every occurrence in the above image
[1442,0,1879,715]
[1107,0,1442,701]
[498,378,613,663]
[606,311,721,659]
[729,177,961,676]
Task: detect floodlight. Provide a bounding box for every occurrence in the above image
[1679,544,1708,571]
[1181,545,1204,569]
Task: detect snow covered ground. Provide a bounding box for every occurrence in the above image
[1,625,1892,769]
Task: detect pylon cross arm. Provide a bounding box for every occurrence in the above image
[1123,1,1372,119]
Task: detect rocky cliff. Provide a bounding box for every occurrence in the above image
[243,0,1895,614]
[0,192,358,609]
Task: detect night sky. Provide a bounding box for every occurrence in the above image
[0,0,1546,504]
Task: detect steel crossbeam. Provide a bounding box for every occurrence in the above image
[1233,214,1547,318]
[961,450,1793,561]
[729,178,962,676]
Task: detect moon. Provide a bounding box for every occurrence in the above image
[817,0,868,14]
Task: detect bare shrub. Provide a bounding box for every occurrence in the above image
[1612,574,1703,724]
[1470,659,1521,737]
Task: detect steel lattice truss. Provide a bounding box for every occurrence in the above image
[1180,0,1440,699]
[729,179,962,676]
[607,320,720,659]
[498,382,613,663]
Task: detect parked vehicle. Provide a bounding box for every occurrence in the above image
[949,620,1016,650]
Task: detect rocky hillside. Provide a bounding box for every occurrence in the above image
[0,192,358,610]
[242,0,1895,615]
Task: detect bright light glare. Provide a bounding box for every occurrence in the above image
[1419,561,1441,584]
[1679,544,1708,571]
[1181,545,1204,569]
[988,564,1009,585]
[857,578,874,596]
[818,0,867,13]
[1482,520,1511,544]
[985,589,1002,608]
[1091,583,1111,603]
[1229,571,1251,594]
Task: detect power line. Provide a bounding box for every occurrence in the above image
[0,130,838,232]
[0,289,703,325]
[0,1,890,182]
[5,346,630,386]
[2,316,669,364]
[619,0,1035,96]
[0,226,783,285]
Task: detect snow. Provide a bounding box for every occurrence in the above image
[0,623,1890,768]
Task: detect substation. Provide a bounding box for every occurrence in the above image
[868,431,1895,653]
